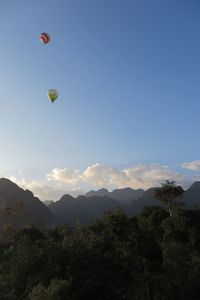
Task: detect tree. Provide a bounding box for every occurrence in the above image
[0,202,25,243]
[154,180,184,217]
[29,279,70,300]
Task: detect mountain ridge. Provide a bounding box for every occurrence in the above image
[0,178,55,228]
[1,178,200,227]
[85,187,144,204]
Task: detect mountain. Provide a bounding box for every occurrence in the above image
[2,178,200,228]
[0,178,55,229]
[128,183,200,214]
[36,183,200,226]
[111,187,144,204]
[43,200,54,206]
[85,188,110,198]
[182,182,200,208]
[85,187,144,204]
[127,188,163,214]
[49,194,123,225]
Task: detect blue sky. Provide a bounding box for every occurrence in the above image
[0,0,200,199]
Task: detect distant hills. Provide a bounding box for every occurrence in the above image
[0,178,55,229]
[128,187,162,214]
[43,200,54,206]
[1,178,200,227]
[182,181,200,208]
[85,187,144,204]
[127,182,200,213]
[49,195,122,225]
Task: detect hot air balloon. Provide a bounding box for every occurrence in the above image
[40,32,51,45]
[47,89,58,103]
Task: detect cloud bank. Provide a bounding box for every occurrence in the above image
[181,160,200,171]
[5,160,199,201]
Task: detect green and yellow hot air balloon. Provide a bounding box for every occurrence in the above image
[47,89,58,103]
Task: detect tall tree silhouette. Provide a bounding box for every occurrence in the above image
[154,181,184,216]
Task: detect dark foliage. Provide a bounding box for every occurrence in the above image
[0,207,200,299]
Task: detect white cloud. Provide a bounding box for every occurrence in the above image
[135,165,187,189]
[192,174,200,182]
[9,176,66,200]
[47,168,81,185]
[81,163,122,187]
[181,160,200,171]
[81,163,188,190]
[8,176,85,201]
[6,162,191,201]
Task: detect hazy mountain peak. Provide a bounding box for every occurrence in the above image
[85,188,110,198]
[0,178,20,189]
[85,187,144,205]
[0,178,55,227]
[188,181,200,189]
[98,188,109,192]
[112,187,133,192]
[25,189,34,197]
[59,194,75,203]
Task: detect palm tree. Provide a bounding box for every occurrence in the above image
[154,180,184,216]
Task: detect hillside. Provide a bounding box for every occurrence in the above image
[49,194,122,225]
[85,187,144,204]
[0,178,55,228]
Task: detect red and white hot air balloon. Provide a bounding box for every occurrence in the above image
[39,32,51,45]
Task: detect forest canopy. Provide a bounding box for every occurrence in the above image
[1,202,200,299]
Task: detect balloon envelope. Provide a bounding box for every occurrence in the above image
[47,89,58,103]
[40,32,51,45]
